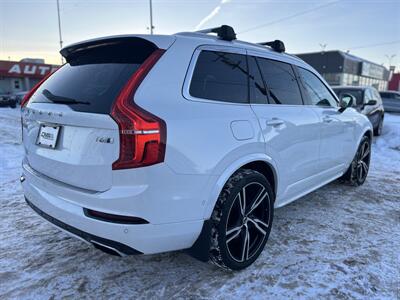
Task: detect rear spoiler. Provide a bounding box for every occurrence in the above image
[60,35,176,61]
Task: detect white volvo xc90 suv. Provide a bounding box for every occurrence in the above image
[21,26,372,270]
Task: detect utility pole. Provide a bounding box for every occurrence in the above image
[56,0,64,64]
[149,0,154,34]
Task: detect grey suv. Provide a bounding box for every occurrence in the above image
[380,91,400,113]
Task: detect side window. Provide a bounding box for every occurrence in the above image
[257,58,303,105]
[372,89,381,103]
[297,67,337,107]
[248,56,268,104]
[189,50,248,103]
[364,89,373,103]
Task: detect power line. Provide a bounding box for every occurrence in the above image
[347,40,400,50]
[238,0,341,35]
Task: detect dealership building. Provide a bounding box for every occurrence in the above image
[0,59,59,95]
[296,51,390,91]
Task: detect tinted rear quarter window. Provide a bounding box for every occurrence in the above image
[256,58,303,105]
[189,51,248,103]
[29,39,157,114]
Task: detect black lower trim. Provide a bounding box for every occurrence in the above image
[186,219,212,262]
[83,208,149,224]
[25,198,142,256]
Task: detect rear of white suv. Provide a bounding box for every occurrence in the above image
[21,35,212,255]
[21,28,372,270]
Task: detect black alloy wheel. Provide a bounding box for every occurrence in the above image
[342,136,371,186]
[209,169,274,270]
[355,137,371,184]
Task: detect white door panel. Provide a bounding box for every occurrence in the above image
[314,107,356,176]
[251,105,321,204]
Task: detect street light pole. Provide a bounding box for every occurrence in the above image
[385,54,396,67]
[319,43,327,52]
[56,0,64,64]
[149,0,154,34]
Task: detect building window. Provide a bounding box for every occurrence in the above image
[14,80,20,89]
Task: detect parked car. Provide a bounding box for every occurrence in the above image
[0,93,17,108]
[332,86,384,136]
[12,91,29,105]
[379,91,400,113]
[20,26,373,270]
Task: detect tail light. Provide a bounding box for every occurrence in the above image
[111,49,166,170]
[20,70,56,107]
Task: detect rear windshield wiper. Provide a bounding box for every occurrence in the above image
[42,89,90,105]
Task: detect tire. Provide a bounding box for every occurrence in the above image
[374,117,383,136]
[341,136,371,186]
[209,169,274,270]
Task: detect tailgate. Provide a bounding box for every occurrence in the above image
[22,104,119,191]
[22,36,171,192]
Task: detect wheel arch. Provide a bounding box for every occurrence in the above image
[240,161,277,199]
[188,155,278,263]
[363,129,373,141]
[203,154,278,220]
[352,129,372,159]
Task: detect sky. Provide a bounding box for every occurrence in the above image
[0,0,399,69]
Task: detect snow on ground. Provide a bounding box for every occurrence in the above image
[0,107,399,299]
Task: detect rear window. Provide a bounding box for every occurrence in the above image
[189,51,248,103]
[380,92,399,99]
[29,39,157,114]
[380,92,390,98]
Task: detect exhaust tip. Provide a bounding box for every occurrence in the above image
[91,240,125,257]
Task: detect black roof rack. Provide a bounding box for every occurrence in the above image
[196,25,236,41]
[258,40,285,53]
[194,25,285,53]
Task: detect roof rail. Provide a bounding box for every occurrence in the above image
[258,40,285,53]
[196,25,236,41]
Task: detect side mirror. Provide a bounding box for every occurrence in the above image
[338,94,354,113]
[365,99,377,106]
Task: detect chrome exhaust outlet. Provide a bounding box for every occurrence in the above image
[90,240,126,257]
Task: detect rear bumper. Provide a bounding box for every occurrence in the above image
[25,198,141,256]
[21,162,206,254]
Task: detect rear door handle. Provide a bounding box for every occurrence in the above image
[323,116,333,123]
[266,118,284,127]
